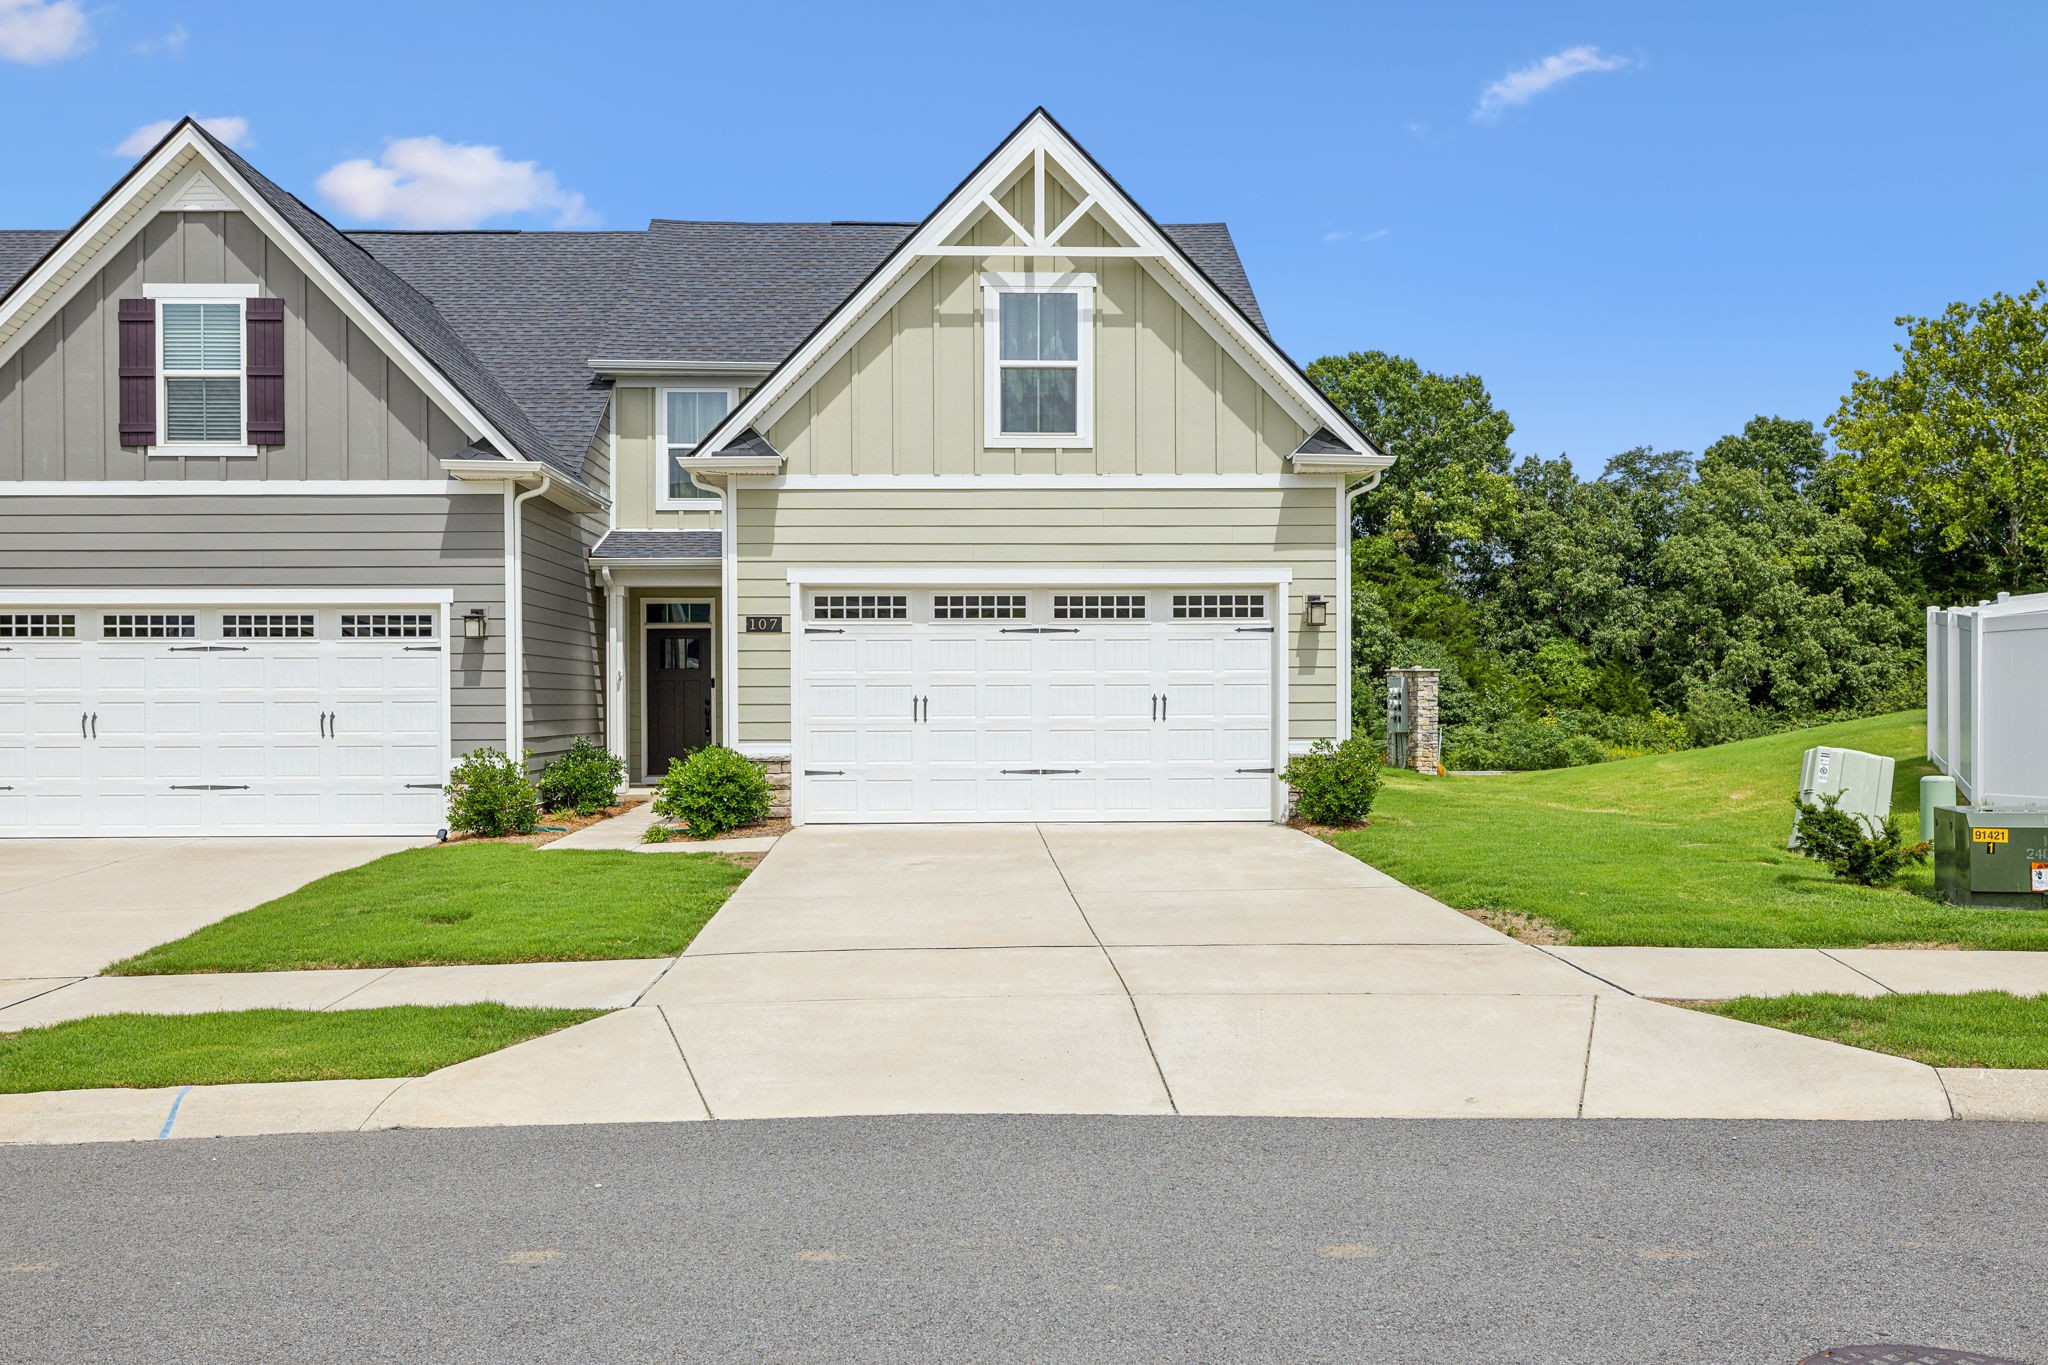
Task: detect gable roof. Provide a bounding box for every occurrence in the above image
[686,108,1382,463]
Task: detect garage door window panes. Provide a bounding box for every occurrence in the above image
[0,612,76,638]
[102,613,196,638]
[933,594,1026,621]
[1171,593,1265,620]
[340,613,435,639]
[813,594,908,621]
[1054,594,1146,620]
[222,613,315,639]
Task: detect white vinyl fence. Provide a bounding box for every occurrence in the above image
[1927,590,2048,806]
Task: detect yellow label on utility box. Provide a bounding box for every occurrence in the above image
[1973,827,2010,844]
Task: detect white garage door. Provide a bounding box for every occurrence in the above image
[796,587,1278,823]
[0,605,449,837]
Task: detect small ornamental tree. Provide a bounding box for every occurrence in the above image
[1791,792,1929,886]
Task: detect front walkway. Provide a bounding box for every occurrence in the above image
[19,821,2037,1143]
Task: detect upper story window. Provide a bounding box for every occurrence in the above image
[657,387,735,508]
[160,301,245,445]
[983,273,1094,448]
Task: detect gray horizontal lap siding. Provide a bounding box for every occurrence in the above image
[0,211,472,482]
[520,497,604,766]
[0,493,508,752]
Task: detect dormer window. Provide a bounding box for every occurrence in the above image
[657,386,735,508]
[984,273,1094,447]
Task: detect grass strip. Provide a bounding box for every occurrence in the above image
[1703,991,2048,1069]
[0,1004,603,1093]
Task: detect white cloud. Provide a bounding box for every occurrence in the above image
[132,24,189,57]
[0,0,89,65]
[1323,228,1389,245]
[114,115,251,158]
[315,137,596,229]
[1473,44,1632,122]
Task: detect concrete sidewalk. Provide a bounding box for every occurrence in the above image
[1548,946,2048,1000]
[535,801,781,854]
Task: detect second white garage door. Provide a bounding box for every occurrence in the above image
[795,587,1279,823]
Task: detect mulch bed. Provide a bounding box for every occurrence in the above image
[445,799,648,848]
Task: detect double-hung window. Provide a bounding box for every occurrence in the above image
[657,387,736,507]
[160,298,246,446]
[984,273,1093,447]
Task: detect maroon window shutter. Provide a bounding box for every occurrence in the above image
[245,297,285,446]
[117,299,156,446]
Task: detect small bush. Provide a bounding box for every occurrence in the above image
[1283,735,1384,826]
[651,746,772,839]
[446,748,539,838]
[641,821,672,844]
[1791,792,1929,886]
[536,738,627,816]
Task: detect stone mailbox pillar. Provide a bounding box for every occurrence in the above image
[1386,667,1442,774]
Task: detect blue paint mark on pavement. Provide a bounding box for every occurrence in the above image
[158,1086,191,1140]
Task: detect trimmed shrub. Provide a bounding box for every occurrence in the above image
[445,748,539,837]
[641,821,673,844]
[536,738,627,816]
[652,745,773,839]
[1282,735,1384,826]
[1791,792,1929,886]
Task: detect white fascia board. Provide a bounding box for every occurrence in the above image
[441,459,608,512]
[1289,452,1395,476]
[787,568,1292,587]
[143,282,263,299]
[2,479,473,496]
[677,454,782,476]
[589,558,722,570]
[694,115,1380,462]
[763,474,1332,490]
[0,588,455,606]
[588,359,772,378]
[0,126,533,469]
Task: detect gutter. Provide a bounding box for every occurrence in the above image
[504,473,552,760]
[442,457,608,513]
[587,358,772,379]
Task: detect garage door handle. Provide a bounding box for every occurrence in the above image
[90,712,97,738]
[169,784,249,791]
[804,769,844,776]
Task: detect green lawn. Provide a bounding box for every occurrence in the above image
[1327,712,2048,949]
[0,1004,602,1094]
[1705,992,2048,1069]
[109,845,749,974]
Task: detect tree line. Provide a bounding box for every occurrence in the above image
[1313,281,2048,769]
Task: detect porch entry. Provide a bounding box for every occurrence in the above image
[643,601,714,777]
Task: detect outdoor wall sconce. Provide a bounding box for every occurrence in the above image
[462,608,488,640]
[1304,594,1329,628]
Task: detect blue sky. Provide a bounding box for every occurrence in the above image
[2,0,2041,469]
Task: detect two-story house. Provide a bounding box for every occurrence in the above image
[0,110,1388,838]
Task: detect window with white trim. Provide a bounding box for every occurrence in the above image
[222,613,315,639]
[1054,593,1146,620]
[812,594,908,621]
[984,276,1093,446]
[1171,593,1266,620]
[160,301,244,445]
[340,612,435,639]
[932,593,1027,621]
[0,612,76,638]
[657,387,735,507]
[103,612,196,638]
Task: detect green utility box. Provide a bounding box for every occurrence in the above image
[1932,805,2048,909]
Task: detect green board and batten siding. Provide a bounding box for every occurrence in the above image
[731,485,1342,746]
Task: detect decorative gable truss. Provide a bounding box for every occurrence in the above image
[687,109,1392,479]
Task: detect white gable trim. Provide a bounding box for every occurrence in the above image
[706,111,1382,462]
[0,124,528,465]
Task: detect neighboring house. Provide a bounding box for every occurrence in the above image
[0,110,1388,838]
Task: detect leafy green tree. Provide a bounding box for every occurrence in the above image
[1307,351,1517,576]
[1828,282,2048,598]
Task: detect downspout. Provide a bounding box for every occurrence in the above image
[688,465,737,750]
[505,474,552,761]
[598,565,621,760]
[1337,469,1385,740]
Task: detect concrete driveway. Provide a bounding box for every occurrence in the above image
[630,823,1951,1121]
[0,838,423,984]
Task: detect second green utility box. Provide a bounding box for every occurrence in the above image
[1932,805,2048,909]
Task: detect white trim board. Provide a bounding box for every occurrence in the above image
[0,481,477,496]
[143,282,262,299]
[786,568,1292,588]
[760,474,1340,490]
[0,589,457,606]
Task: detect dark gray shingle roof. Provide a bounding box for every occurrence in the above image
[351,230,641,474]
[0,231,64,296]
[595,220,1268,367]
[591,529,722,561]
[1294,428,1355,456]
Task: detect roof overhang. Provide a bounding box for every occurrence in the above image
[677,453,783,477]
[441,457,609,511]
[0,119,539,469]
[1291,451,1395,477]
[588,358,774,379]
[688,109,1387,464]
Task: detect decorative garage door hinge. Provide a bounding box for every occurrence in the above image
[804,769,845,776]
[1236,767,1276,774]
[1001,768,1081,775]
[1000,626,1080,634]
[805,627,845,634]
[169,645,248,652]
[168,784,250,791]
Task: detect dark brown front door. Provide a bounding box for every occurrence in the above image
[647,627,712,775]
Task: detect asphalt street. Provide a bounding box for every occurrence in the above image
[3,1117,2043,1363]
